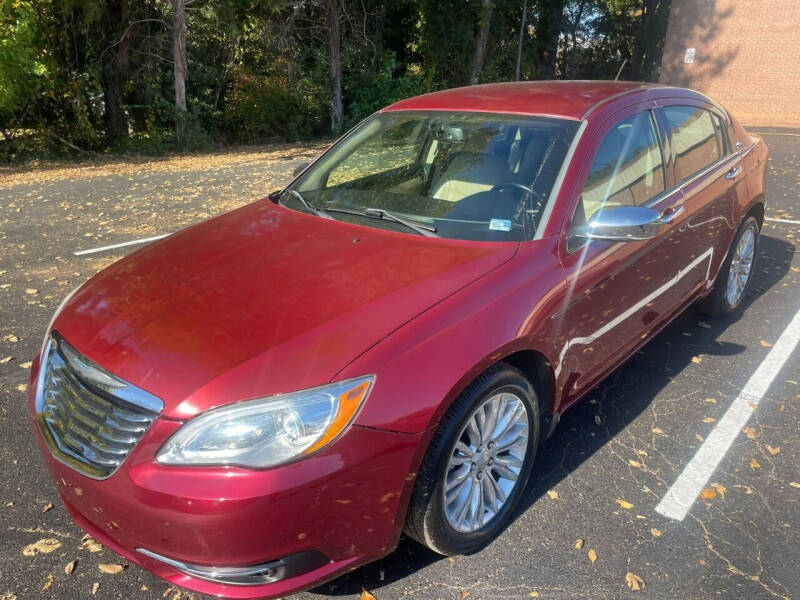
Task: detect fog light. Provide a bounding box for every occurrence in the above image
[137,548,328,586]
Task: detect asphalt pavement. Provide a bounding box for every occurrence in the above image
[1,132,799,600]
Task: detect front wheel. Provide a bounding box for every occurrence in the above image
[699,216,759,317]
[404,363,540,555]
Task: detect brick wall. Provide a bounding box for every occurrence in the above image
[659,0,800,127]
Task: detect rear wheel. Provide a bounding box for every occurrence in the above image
[699,216,759,317]
[405,363,540,555]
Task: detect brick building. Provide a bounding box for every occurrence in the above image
[659,0,800,127]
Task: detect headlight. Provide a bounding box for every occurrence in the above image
[156,376,374,468]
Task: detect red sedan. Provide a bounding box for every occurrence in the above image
[28,81,767,598]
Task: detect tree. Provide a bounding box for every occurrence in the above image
[531,0,564,79]
[99,0,132,143]
[172,0,188,141]
[327,0,343,134]
[469,0,495,85]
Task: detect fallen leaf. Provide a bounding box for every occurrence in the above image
[625,572,645,591]
[711,483,726,498]
[697,321,711,329]
[360,589,377,600]
[16,383,27,392]
[691,356,702,364]
[98,563,125,574]
[546,490,558,500]
[22,538,61,556]
[702,417,716,423]
[651,427,665,435]
[65,560,77,575]
[25,288,39,295]
[0,356,12,363]
[587,548,597,564]
[650,528,662,537]
[92,582,99,595]
[700,488,717,500]
[635,449,648,456]
[704,397,717,404]
[695,433,704,442]
[458,593,470,600]
[530,593,540,598]
[789,482,800,488]
[760,340,773,347]
[766,445,780,455]
[750,458,761,470]
[19,361,32,369]
[574,538,584,549]
[42,502,54,513]
[743,427,757,440]
[2,334,19,343]
[79,535,103,553]
[616,498,634,510]
[628,460,641,468]
[41,573,54,591]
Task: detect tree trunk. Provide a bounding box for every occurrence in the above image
[533,0,564,80]
[515,0,528,81]
[469,0,494,85]
[327,0,343,135]
[172,0,187,142]
[99,0,130,144]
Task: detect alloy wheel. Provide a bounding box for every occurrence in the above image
[726,225,756,308]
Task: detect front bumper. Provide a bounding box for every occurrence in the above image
[28,356,424,599]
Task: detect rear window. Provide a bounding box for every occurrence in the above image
[664,106,726,182]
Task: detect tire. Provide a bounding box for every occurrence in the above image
[699,216,759,317]
[404,363,540,555]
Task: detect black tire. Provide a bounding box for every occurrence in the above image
[404,362,540,555]
[699,216,759,317]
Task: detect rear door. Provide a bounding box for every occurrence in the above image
[656,103,743,302]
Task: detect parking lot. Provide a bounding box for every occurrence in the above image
[1,131,799,599]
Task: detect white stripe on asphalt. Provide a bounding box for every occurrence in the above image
[655,304,800,520]
[74,234,170,256]
[765,217,800,225]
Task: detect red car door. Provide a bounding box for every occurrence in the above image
[554,106,687,406]
[656,102,745,304]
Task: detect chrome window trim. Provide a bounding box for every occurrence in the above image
[534,119,588,240]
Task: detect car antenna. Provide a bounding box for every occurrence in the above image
[614,58,627,81]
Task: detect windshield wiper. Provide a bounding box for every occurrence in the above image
[282,189,334,220]
[325,207,439,238]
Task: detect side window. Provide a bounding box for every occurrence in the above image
[663,106,722,182]
[579,111,665,222]
[711,112,731,154]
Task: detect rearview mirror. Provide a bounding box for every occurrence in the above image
[573,205,664,242]
[292,162,310,177]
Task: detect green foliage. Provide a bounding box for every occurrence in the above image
[0,0,674,162]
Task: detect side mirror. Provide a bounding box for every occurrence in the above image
[572,205,674,242]
[292,161,310,177]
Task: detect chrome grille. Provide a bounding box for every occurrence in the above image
[35,333,163,479]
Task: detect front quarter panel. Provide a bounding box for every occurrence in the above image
[343,237,567,434]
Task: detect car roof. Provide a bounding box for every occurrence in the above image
[382,80,679,120]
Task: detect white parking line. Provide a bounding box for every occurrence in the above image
[765,217,800,226]
[73,234,170,256]
[655,304,800,521]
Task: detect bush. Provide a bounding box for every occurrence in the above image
[222,75,319,143]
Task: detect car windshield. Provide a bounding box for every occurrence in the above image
[285,111,580,241]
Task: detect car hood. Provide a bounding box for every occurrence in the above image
[53,200,517,419]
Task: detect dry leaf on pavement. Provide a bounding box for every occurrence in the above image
[22,538,61,556]
[25,288,38,295]
[587,548,598,564]
[65,560,77,575]
[0,356,12,363]
[743,427,757,439]
[625,572,645,591]
[750,458,761,469]
[700,488,717,500]
[98,563,126,574]
[711,483,726,498]
[361,588,377,600]
[41,573,54,591]
[79,535,103,553]
[651,427,665,435]
[760,340,772,347]
[691,356,702,364]
[574,538,584,549]
[2,335,19,343]
[42,502,53,513]
[766,445,780,455]
[91,582,100,595]
[702,417,716,423]
[650,528,662,537]
[546,490,558,500]
[789,482,800,488]
[616,498,634,510]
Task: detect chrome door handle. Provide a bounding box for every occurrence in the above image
[725,166,742,180]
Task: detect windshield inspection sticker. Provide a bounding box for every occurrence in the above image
[489,219,512,232]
